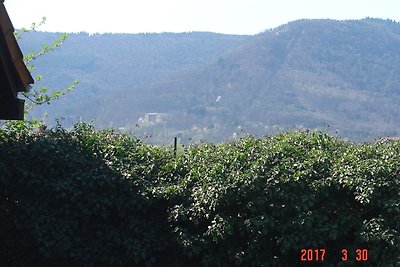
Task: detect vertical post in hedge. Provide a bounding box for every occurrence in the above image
[174,137,177,157]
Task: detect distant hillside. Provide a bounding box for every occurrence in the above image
[19,31,249,127]
[18,19,400,143]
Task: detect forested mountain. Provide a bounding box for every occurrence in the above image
[19,31,249,130]
[19,18,400,143]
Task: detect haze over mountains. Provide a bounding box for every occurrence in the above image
[19,18,400,143]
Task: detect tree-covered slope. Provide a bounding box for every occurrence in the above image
[124,18,400,142]
[19,19,400,143]
[18,31,249,127]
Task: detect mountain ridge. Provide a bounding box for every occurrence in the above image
[17,18,400,143]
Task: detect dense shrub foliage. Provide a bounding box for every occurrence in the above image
[0,124,181,267]
[1,124,400,266]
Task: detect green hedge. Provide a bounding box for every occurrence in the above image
[0,124,183,267]
[1,124,400,266]
[165,132,400,266]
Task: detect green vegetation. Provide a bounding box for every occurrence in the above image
[3,17,78,131]
[0,124,180,267]
[1,125,400,266]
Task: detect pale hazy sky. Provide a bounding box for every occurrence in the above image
[5,0,400,35]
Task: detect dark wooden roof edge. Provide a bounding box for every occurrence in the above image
[0,1,34,95]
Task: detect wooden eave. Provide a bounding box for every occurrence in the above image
[0,0,34,120]
[0,1,34,93]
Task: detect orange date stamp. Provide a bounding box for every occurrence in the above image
[300,248,368,262]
